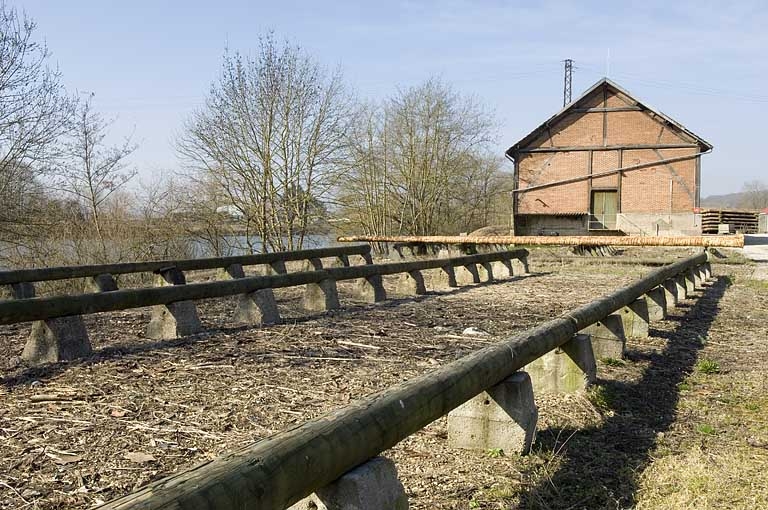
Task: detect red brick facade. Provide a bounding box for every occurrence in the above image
[506,79,711,235]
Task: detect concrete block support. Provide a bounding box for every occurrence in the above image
[10,282,94,365]
[703,262,712,280]
[695,266,706,286]
[302,257,324,272]
[431,265,458,290]
[356,275,387,303]
[645,286,667,321]
[511,257,529,275]
[477,262,494,282]
[223,264,281,325]
[147,268,203,339]
[447,371,538,456]
[490,259,514,279]
[22,316,93,365]
[662,279,679,309]
[525,334,596,393]
[684,270,696,295]
[303,278,341,312]
[396,270,427,295]
[289,457,408,510]
[579,315,626,359]
[86,273,118,292]
[674,274,688,300]
[620,298,650,338]
[455,264,481,285]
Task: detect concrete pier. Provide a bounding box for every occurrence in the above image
[645,286,667,321]
[620,297,649,338]
[221,264,281,325]
[146,268,202,339]
[579,315,626,359]
[447,371,538,456]
[396,270,427,295]
[525,334,596,393]
[303,278,341,312]
[288,457,408,510]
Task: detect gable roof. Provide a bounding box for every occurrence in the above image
[505,77,713,156]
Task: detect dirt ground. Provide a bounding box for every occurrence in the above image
[0,248,765,509]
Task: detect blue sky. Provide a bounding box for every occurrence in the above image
[20,0,768,196]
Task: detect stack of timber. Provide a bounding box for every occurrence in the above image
[701,209,759,234]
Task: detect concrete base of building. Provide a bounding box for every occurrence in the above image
[288,457,408,510]
[447,371,538,456]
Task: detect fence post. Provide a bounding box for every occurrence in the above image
[619,298,650,338]
[356,275,387,303]
[674,273,689,300]
[432,264,458,290]
[146,267,202,339]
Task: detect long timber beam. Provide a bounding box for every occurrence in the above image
[337,234,744,248]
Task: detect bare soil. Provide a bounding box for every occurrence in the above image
[0,253,765,509]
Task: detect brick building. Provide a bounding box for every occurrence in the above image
[506,78,712,236]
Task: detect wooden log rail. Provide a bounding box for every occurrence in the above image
[0,245,373,286]
[0,249,528,325]
[97,252,711,510]
[337,234,745,248]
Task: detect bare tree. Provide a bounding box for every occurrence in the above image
[0,2,75,243]
[340,78,498,237]
[53,94,137,260]
[740,180,768,210]
[178,34,352,253]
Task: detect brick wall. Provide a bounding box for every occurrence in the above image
[515,85,702,218]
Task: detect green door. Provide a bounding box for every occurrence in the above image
[590,190,618,230]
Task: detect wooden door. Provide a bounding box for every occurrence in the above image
[590,190,618,230]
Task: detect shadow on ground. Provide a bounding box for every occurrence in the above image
[519,276,729,509]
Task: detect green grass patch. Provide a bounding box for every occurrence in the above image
[696,359,720,374]
[696,423,716,435]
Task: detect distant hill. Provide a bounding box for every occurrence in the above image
[701,191,749,209]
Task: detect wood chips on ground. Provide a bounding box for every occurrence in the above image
[0,253,765,509]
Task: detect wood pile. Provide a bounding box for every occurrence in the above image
[701,209,759,234]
